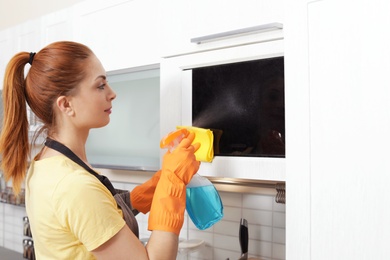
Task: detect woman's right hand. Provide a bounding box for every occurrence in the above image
[161,132,200,185]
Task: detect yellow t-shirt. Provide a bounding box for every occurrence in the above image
[25,156,126,260]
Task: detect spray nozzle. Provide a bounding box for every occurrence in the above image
[160,129,189,152]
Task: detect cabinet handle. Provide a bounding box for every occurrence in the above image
[190,22,283,44]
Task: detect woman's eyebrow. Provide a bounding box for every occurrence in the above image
[95,75,106,81]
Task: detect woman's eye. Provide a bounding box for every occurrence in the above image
[98,83,106,90]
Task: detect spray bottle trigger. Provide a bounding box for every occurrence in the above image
[160,129,188,152]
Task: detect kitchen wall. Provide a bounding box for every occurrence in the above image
[0,180,285,260]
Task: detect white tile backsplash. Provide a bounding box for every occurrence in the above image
[273,212,286,229]
[220,191,242,207]
[221,206,243,222]
[0,181,285,260]
[251,240,273,258]
[0,203,27,254]
[272,243,286,260]
[273,227,286,244]
[213,220,238,236]
[250,224,273,242]
[243,208,274,226]
[243,193,274,210]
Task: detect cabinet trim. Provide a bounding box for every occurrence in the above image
[191,23,283,44]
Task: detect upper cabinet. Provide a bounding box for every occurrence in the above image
[0,0,285,79]
[72,0,162,71]
[160,0,285,57]
[0,0,163,76]
[0,19,42,88]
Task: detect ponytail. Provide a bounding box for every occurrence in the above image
[0,41,93,195]
[0,52,30,195]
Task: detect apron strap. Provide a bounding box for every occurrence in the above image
[44,138,140,238]
[44,138,117,196]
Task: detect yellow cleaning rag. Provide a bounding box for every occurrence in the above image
[177,126,214,162]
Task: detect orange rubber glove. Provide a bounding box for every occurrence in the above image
[148,132,200,235]
[130,170,162,214]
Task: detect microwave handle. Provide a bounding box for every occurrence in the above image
[190,22,283,44]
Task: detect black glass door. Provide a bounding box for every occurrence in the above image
[192,57,285,157]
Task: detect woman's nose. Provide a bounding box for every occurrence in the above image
[107,85,116,100]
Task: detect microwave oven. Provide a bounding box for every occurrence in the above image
[161,39,285,181]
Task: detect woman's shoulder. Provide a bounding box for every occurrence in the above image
[30,155,104,193]
[33,155,92,176]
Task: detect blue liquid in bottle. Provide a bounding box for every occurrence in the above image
[186,181,224,230]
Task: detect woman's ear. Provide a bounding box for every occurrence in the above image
[56,96,74,116]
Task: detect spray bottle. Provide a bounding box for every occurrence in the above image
[160,128,224,230]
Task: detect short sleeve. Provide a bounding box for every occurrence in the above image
[53,170,126,251]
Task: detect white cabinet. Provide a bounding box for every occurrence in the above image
[0,0,163,75]
[0,0,284,82]
[0,29,15,89]
[285,0,390,259]
[72,0,162,71]
[0,20,42,89]
[41,8,74,44]
[160,0,284,57]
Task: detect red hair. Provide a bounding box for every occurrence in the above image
[0,41,93,194]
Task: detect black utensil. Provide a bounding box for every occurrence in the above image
[239,218,248,260]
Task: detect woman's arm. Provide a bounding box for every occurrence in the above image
[92,226,179,260]
[92,225,147,260]
[146,231,179,260]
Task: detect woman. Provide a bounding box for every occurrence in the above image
[0,41,200,259]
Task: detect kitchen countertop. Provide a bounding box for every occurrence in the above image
[0,247,25,259]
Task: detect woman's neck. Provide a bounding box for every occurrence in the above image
[43,131,89,162]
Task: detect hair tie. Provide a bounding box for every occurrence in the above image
[28,52,36,65]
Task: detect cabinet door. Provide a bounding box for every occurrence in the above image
[286,0,390,259]
[0,20,41,60]
[160,0,284,57]
[0,20,42,87]
[41,8,73,44]
[73,0,161,71]
[308,1,390,258]
[0,29,15,88]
